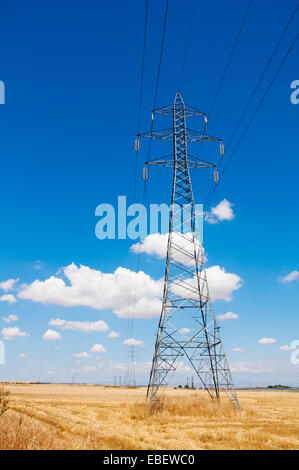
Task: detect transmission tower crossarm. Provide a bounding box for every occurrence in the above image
[145,153,216,169]
[139,128,221,142]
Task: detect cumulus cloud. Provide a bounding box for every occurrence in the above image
[2,326,28,341]
[179,328,191,335]
[133,234,242,302]
[2,314,18,323]
[114,298,161,319]
[206,266,242,301]
[109,361,128,372]
[279,345,294,351]
[73,352,91,358]
[258,338,277,344]
[49,318,108,333]
[278,270,299,283]
[131,233,168,259]
[18,263,163,319]
[123,338,144,347]
[0,278,19,292]
[232,347,244,352]
[19,353,27,358]
[217,311,239,321]
[205,199,234,224]
[16,259,242,322]
[42,329,62,341]
[172,266,242,302]
[176,362,192,373]
[0,294,17,304]
[131,232,204,267]
[90,344,107,353]
[107,331,120,338]
[230,359,297,378]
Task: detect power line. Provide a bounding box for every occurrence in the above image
[206,31,299,207]
[152,0,169,112]
[130,0,169,332]
[207,0,254,119]
[221,33,299,177]
[126,0,169,385]
[206,3,299,205]
[125,0,150,377]
[145,0,169,164]
[133,0,149,201]
[198,0,253,202]
[178,0,199,91]
[131,0,169,300]
[223,3,299,159]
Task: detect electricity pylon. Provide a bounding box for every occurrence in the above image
[138,92,239,412]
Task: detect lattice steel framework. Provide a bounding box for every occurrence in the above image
[139,92,239,412]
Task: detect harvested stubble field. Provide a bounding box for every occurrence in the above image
[0,384,298,450]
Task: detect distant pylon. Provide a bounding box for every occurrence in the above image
[124,346,137,387]
[139,92,239,412]
[129,346,136,387]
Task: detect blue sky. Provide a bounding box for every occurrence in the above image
[0,0,298,386]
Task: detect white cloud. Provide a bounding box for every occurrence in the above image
[230,359,297,378]
[279,345,294,351]
[19,353,27,358]
[206,266,242,301]
[123,338,144,347]
[18,263,163,320]
[232,347,244,352]
[107,331,120,338]
[176,362,192,373]
[179,328,191,335]
[42,329,62,341]
[131,232,205,267]
[109,360,152,374]
[217,311,239,321]
[114,297,162,319]
[16,259,242,322]
[230,360,265,374]
[34,261,42,270]
[0,294,17,304]
[205,199,234,224]
[90,344,107,353]
[82,366,98,372]
[49,318,108,333]
[172,266,242,302]
[131,233,168,259]
[109,361,128,372]
[73,352,91,358]
[2,314,18,323]
[258,338,277,344]
[132,233,242,303]
[2,326,28,341]
[278,270,299,283]
[0,278,19,292]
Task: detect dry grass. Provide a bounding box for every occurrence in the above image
[0,385,9,416]
[0,384,298,450]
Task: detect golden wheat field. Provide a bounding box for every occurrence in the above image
[0,383,298,450]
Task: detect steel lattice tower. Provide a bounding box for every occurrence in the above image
[139,92,239,412]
